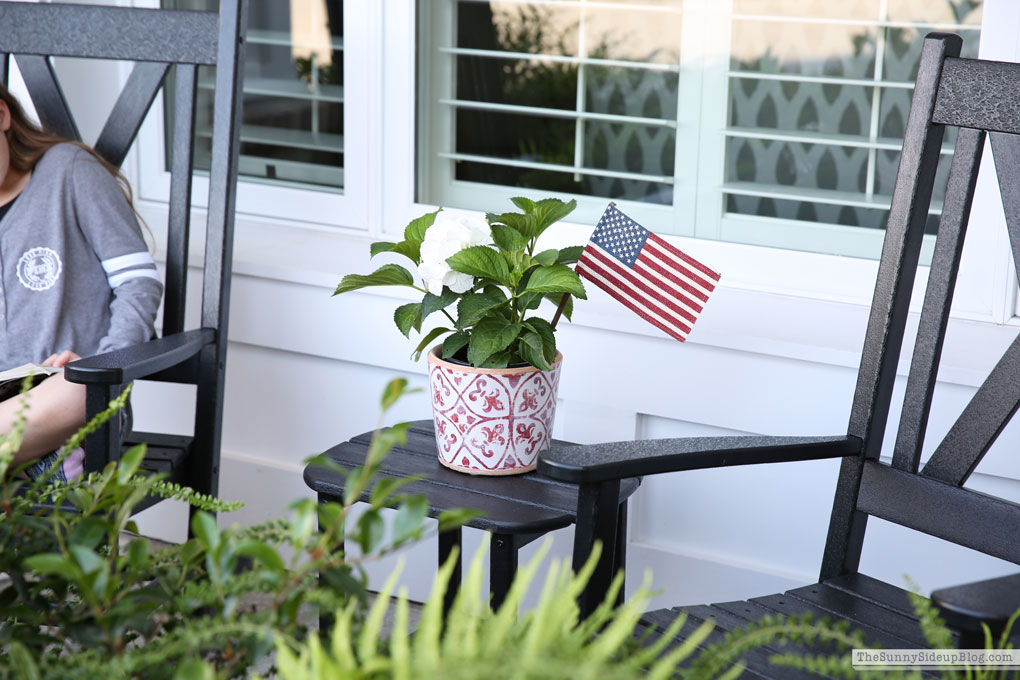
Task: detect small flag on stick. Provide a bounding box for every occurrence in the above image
[576,203,721,342]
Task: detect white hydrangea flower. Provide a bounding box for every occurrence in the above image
[418,215,493,295]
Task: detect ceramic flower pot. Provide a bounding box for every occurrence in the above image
[427,345,562,475]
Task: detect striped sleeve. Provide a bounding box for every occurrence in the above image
[69,147,162,352]
[101,251,161,289]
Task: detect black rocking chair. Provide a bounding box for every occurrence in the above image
[0,0,246,520]
[539,32,1020,669]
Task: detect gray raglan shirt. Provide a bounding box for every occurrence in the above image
[0,143,162,368]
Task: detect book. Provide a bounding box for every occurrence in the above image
[0,363,63,402]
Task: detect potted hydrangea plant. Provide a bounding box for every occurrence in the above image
[335,198,586,475]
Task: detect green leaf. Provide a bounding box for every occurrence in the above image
[368,422,411,463]
[372,240,422,264]
[524,264,587,299]
[320,564,367,601]
[391,240,423,264]
[489,212,539,240]
[524,316,557,363]
[24,553,79,581]
[467,316,522,366]
[507,251,533,287]
[173,657,215,680]
[510,196,536,213]
[405,208,441,242]
[289,499,318,546]
[441,332,470,359]
[421,288,458,320]
[411,326,452,361]
[394,302,423,338]
[446,246,510,286]
[479,351,511,368]
[317,502,344,531]
[70,517,108,550]
[235,539,286,573]
[392,495,429,545]
[491,223,527,252]
[356,509,386,553]
[517,291,543,311]
[533,249,559,266]
[380,378,411,411]
[116,443,146,485]
[69,545,104,575]
[370,476,421,507]
[191,512,220,552]
[557,245,584,264]
[8,643,40,680]
[127,538,149,571]
[334,264,415,295]
[437,508,483,532]
[532,198,577,236]
[369,241,397,257]
[516,330,552,371]
[456,286,507,329]
[179,538,204,567]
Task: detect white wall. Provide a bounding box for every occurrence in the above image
[74,0,1020,608]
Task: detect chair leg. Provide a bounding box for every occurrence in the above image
[439,527,462,617]
[317,492,343,633]
[83,383,122,473]
[573,479,621,619]
[615,500,628,608]
[490,533,518,611]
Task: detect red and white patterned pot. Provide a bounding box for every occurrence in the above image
[427,345,562,475]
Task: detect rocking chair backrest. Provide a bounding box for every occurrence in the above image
[0,1,246,510]
[0,1,241,342]
[822,33,1020,579]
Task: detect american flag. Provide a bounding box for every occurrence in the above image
[575,203,721,342]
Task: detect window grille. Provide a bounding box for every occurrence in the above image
[418,0,982,257]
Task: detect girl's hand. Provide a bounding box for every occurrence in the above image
[41,350,82,368]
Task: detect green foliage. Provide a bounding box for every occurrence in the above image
[0,377,474,679]
[692,580,1020,680]
[334,198,586,370]
[272,540,711,680]
[333,264,416,295]
[31,376,1020,680]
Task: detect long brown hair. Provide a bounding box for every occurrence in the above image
[1,83,138,210]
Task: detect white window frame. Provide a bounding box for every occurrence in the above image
[409,0,1014,329]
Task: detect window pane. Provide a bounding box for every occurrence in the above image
[723,0,982,238]
[163,0,343,191]
[421,1,682,210]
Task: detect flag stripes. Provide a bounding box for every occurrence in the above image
[576,203,720,342]
[580,244,699,326]
[577,248,693,340]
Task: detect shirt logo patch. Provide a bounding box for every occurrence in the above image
[17,247,62,291]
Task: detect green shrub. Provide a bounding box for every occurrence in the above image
[5,374,1015,679]
[271,540,713,680]
[0,378,472,679]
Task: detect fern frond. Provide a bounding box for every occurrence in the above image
[148,479,243,512]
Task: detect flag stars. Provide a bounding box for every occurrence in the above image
[590,210,650,267]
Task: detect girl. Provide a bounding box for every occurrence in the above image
[0,84,162,481]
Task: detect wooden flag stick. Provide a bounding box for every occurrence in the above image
[550,293,570,329]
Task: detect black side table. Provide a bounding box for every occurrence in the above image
[304,420,640,612]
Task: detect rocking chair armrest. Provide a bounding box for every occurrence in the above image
[931,573,1020,638]
[64,328,215,385]
[537,434,863,484]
